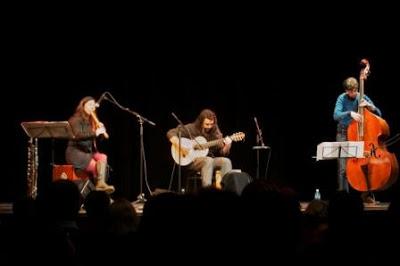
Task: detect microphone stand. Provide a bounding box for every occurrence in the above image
[101,92,156,203]
[171,112,192,193]
[252,117,271,179]
[177,127,182,193]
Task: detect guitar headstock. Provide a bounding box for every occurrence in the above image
[230,132,245,142]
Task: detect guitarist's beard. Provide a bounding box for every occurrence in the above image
[202,127,213,136]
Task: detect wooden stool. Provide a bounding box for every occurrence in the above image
[185,174,202,193]
[185,170,223,193]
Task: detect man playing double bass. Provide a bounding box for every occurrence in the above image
[333,77,381,203]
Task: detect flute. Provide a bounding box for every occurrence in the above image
[91,111,109,139]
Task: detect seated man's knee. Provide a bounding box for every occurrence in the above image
[198,157,213,168]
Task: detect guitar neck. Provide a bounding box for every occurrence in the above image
[194,138,224,150]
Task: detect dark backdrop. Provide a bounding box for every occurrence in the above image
[2,9,400,202]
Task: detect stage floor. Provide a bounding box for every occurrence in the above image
[0,200,390,218]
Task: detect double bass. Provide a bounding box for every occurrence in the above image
[346,59,398,191]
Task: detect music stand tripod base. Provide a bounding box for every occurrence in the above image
[137,193,147,203]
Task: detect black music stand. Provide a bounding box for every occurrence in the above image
[21,121,74,139]
[252,145,271,179]
[21,121,75,198]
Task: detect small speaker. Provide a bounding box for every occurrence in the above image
[221,171,252,195]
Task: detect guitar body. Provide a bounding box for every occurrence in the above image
[171,132,245,166]
[171,136,209,166]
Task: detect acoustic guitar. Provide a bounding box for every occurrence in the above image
[171,132,245,166]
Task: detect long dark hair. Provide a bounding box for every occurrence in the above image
[74,96,95,118]
[194,109,221,137]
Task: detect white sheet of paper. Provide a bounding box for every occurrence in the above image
[316,141,364,161]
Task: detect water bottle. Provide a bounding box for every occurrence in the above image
[314,188,321,200]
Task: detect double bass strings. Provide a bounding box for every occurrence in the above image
[383,133,400,147]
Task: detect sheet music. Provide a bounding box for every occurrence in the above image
[316,141,364,161]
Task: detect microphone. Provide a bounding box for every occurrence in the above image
[95,92,107,107]
[171,112,184,125]
[254,117,265,147]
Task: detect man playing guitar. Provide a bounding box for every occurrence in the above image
[167,109,244,188]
